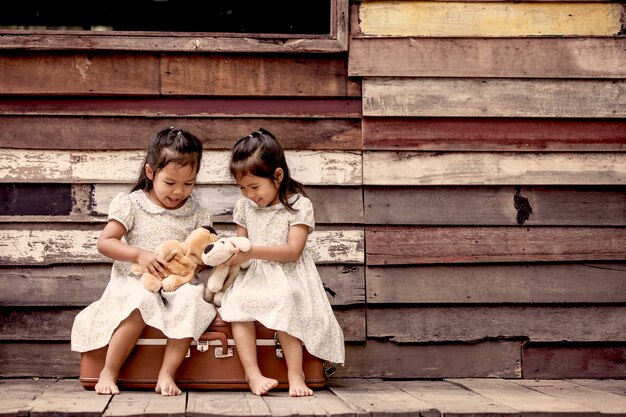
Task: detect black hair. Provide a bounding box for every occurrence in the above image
[230,128,306,211]
[131,126,203,193]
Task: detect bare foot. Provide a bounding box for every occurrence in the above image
[246,373,278,396]
[288,372,313,397]
[95,368,119,395]
[155,373,182,396]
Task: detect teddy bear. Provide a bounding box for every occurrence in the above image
[201,236,252,306]
[131,225,219,293]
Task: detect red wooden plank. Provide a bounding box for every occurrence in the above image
[0,115,362,150]
[0,97,362,117]
[523,343,626,379]
[363,117,626,151]
[365,226,626,264]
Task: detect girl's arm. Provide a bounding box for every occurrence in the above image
[97,219,168,277]
[226,224,308,266]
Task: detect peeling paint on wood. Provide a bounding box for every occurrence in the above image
[0,150,362,186]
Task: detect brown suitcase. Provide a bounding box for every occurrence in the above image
[79,316,326,390]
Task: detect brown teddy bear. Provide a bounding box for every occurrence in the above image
[131,225,219,293]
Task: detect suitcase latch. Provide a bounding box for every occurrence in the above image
[274,332,284,359]
[215,346,234,359]
[196,340,209,352]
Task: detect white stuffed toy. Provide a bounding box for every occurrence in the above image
[201,236,252,306]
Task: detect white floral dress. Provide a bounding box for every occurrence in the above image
[71,190,217,352]
[218,195,345,364]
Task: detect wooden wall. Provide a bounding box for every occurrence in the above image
[1,0,625,379]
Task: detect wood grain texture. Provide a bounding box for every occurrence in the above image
[187,391,270,417]
[0,149,363,185]
[1,264,365,307]
[523,345,626,379]
[449,378,598,415]
[104,391,186,416]
[366,263,626,304]
[0,115,362,150]
[362,117,626,151]
[363,78,626,118]
[0,97,362,118]
[358,1,624,36]
[365,226,626,264]
[0,184,73,216]
[363,152,626,185]
[350,37,626,78]
[0,52,160,95]
[0,378,56,416]
[364,186,626,226]
[0,225,364,265]
[161,54,359,97]
[337,340,522,378]
[28,379,112,416]
[1,307,364,342]
[367,306,626,342]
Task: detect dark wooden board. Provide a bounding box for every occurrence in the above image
[366,263,626,304]
[337,340,521,378]
[0,116,362,150]
[523,343,626,379]
[364,186,626,226]
[362,117,626,152]
[365,226,626,264]
[0,184,73,216]
[367,306,626,343]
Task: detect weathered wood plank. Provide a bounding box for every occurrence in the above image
[161,55,359,97]
[28,378,111,417]
[358,1,623,36]
[0,149,362,186]
[0,378,57,417]
[350,37,626,78]
[0,98,362,118]
[337,340,522,379]
[363,79,626,118]
[103,391,186,417]
[329,378,439,417]
[262,391,357,417]
[393,380,519,416]
[93,185,365,224]
[367,306,626,343]
[0,225,364,265]
[362,117,626,152]
[187,391,270,417]
[448,378,597,417]
[366,226,626,264]
[364,186,626,226]
[367,263,626,304]
[1,264,364,307]
[363,152,626,186]
[0,52,160,95]
[0,116,362,150]
[0,342,78,377]
[566,380,626,398]
[523,344,626,379]
[1,307,364,342]
[512,379,626,415]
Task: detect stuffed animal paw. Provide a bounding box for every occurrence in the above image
[201,236,252,305]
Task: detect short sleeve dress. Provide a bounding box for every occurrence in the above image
[71,190,217,353]
[218,194,345,365]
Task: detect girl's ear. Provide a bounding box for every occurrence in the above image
[145,164,154,180]
[274,168,284,183]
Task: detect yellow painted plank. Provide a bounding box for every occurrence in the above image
[359,1,624,36]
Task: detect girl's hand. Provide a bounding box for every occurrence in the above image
[137,249,169,279]
[223,248,252,268]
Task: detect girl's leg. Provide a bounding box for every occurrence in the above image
[96,309,146,395]
[276,331,313,397]
[232,321,278,395]
[155,337,192,396]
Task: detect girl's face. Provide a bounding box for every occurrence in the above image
[145,162,196,209]
[237,169,283,208]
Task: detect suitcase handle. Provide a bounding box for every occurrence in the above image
[197,331,234,359]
